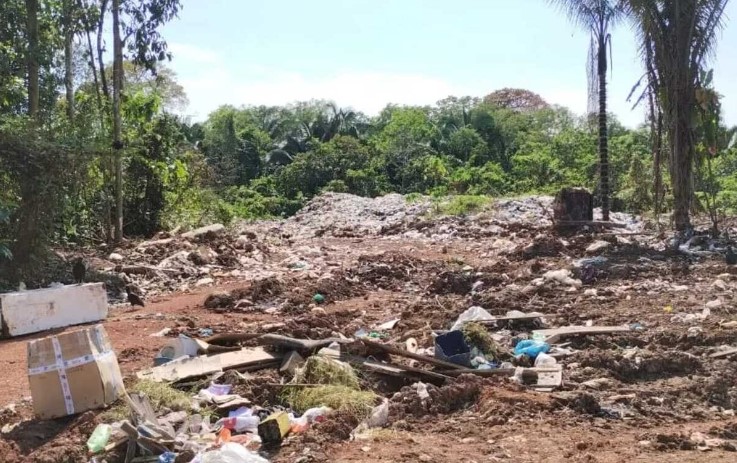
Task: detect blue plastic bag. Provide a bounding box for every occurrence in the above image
[514,339,550,358]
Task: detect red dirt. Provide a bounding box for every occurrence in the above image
[2,233,737,462]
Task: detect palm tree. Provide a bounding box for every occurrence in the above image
[549,0,625,221]
[623,0,729,233]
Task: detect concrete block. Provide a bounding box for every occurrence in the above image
[0,283,108,337]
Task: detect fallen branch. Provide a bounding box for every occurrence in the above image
[361,338,464,370]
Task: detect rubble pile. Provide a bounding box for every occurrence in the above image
[6,191,737,461]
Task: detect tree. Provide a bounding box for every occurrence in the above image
[112,0,124,241]
[110,0,182,242]
[24,0,39,119]
[549,0,624,221]
[483,88,549,112]
[624,0,729,232]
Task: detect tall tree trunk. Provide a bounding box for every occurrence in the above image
[85,29,105,128]
[24,0,39,119]
[597,41,610,221]
[112,0,124,242]
[63,1,74,120]
[669,101,694,232]
[97,0,110,100]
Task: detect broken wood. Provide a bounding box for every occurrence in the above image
[555,220,627,229]
[137,347,282,382]
[258,334,352,351]
[116,264,178,277]
[475,313,550,323]
[439,368,516,377]
[361,338,464,370]
[710,348,737,358]
[360,360,452,382]
[533,325,631,344]
[204,332,261,346]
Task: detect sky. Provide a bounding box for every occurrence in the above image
[161,0,737,128]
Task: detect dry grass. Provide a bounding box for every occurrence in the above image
[462,322,499,359]
[285,385,377,420]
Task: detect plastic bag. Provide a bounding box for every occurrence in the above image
[514,339,550,358]
[199,443,268,463]
[450,306,494,331]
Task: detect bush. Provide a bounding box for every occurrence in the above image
[433,195,491,216]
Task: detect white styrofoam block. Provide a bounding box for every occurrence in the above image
[0,283,108,337]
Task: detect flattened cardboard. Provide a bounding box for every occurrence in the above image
[27,324,124,419]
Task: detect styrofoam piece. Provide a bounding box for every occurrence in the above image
[0,283,108,337]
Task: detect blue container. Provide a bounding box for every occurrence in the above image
[435,330,472,366]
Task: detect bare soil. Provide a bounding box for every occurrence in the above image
[2,217,737,462]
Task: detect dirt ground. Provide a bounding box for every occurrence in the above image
[2,199,737,462]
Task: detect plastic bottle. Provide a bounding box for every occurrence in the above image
[86,424,113,453]
[533,352,557,368]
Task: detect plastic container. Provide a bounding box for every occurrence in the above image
[159,452,177,463]
[533,352,557,367]
[86,424,112,453]
[513,339,550,359]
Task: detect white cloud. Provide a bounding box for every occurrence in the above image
[177,69,461,120]
[168,42,222,65]
[168,42,648,127]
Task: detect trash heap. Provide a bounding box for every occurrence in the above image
[76,302,637,462]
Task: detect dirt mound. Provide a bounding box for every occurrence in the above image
[390,375,485,419]
[427,270,475,295]
[312,410,361,442]
[579,350,703,382]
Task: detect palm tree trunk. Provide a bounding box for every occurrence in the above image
[598,46,610,221]
[669,104,693,232]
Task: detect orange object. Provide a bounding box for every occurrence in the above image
[217,427,232,444]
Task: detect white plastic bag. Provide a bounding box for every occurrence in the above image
[450,306,494,331]
[199,443,268,463]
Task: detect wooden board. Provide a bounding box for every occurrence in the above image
[137,347,281,382]
[533,325,631,344]
[361,338,464,370]
[710,348,737,358]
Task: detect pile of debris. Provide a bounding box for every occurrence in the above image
[45,300,639,462]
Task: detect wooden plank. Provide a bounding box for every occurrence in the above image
[533,325,631,344]
[710,348,737,358]
[204,332,261,346]
[258,334,351,351]
[361,338,464,370]
[137,347,282,382]
[439,368,516,377]
[556,220,627,229]
[359,360,452,382]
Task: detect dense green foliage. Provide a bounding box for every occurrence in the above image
[0,0,734,282]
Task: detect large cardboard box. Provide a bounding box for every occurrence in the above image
[27,324,125,419]
[0,283,108,337]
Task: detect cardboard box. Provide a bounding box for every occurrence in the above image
[1,283,108,337]
[27,324,125,419]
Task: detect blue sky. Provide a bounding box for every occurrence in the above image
[161,0,737,127]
